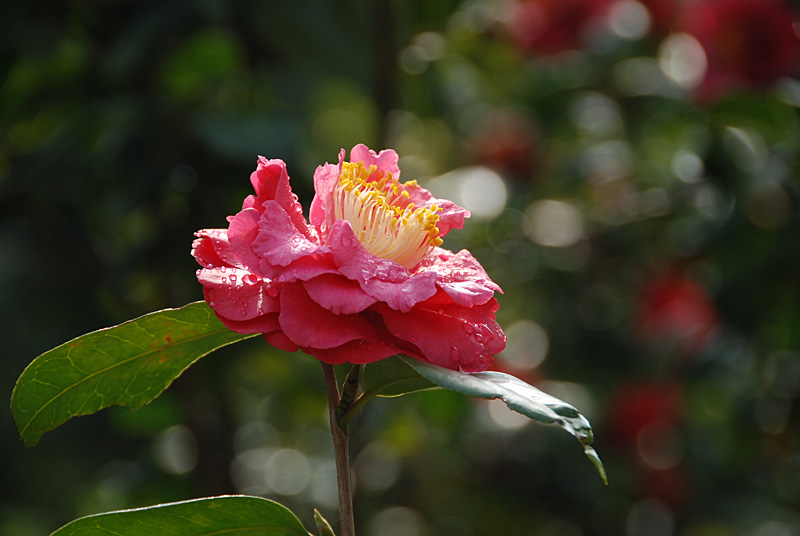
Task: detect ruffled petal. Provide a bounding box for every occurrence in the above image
[421,248,503,307]
[328,220,438,312]
[252,200,324,267]
[275,254,338,284]
[403,185,470,238]
[349,144,401,177]
[250,156,315,240]
[376,298,506,372]
[215,312,281,335]
[192,229,242,269]
[227,208,264,273]
[198,267,280,321]
[278,282,379,349]
[303,274,378,314]
[309,156,343,231]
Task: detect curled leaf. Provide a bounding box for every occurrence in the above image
[401,356,607,484]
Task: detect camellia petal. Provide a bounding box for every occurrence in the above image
[250,156,315,240]
[278,283,379,349]
[349,144,401,177]
[426,249,503,307]
[226,208,264,273]
[197,267,280,321]
[311,339,405,365]
[377,299,504,372]
[303,274,379,315]
[252,200,324,267]
[192,228,243,269]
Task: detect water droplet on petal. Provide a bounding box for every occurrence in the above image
[450,347,461,363]
[230,274,237,283]
[340,234,352,247]
[221,276,227,284]
[220,266,226,273]
[464,323,475,334]
[266,284,279,297]
[474,331,485,343]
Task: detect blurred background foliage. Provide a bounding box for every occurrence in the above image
[3,0,800,534]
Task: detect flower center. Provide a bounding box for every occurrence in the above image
[331,161,442,269]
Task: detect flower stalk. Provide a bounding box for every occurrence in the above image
[321,362,356,536]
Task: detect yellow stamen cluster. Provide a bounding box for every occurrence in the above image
[332,161,443,269]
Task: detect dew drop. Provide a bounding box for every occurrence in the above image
[474,331,485,343]
[340,234,352,247]
[450,347,462,363]
[221,276,227,284]
[229,274,237,283]
[220,266,227,273]
[464,323,475,334]
[266,284,279,297]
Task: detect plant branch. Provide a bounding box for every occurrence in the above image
[321,362,356,536]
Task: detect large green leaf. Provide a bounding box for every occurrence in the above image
[50,495,311,536]
[401,356,608,484]
[11,301,256,446]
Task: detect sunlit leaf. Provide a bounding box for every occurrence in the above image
[50,495,310,536]
[11,301,256,446]
[401,356,608,484]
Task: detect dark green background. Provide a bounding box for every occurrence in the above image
[3,1,799,535]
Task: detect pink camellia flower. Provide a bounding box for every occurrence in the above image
[192,145,506,372]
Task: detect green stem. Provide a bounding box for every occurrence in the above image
[321,362,356,536]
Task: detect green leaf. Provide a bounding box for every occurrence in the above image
[11,301,256,446]
[314,509,336,536]
[50,495,311,536]
[401,356,608,484]
[362,355,436,397]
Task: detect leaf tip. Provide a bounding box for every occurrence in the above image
[314,508,336,536]
[584,445,608,485]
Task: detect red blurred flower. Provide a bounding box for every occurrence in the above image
[639,0,681,35]
[680,0,800,98]
[606,380,682,448]
[464,110,538,180]
[192,145,505,371]
[506,0,612,55]
[606,380,690,507]
[634,270,718,354]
